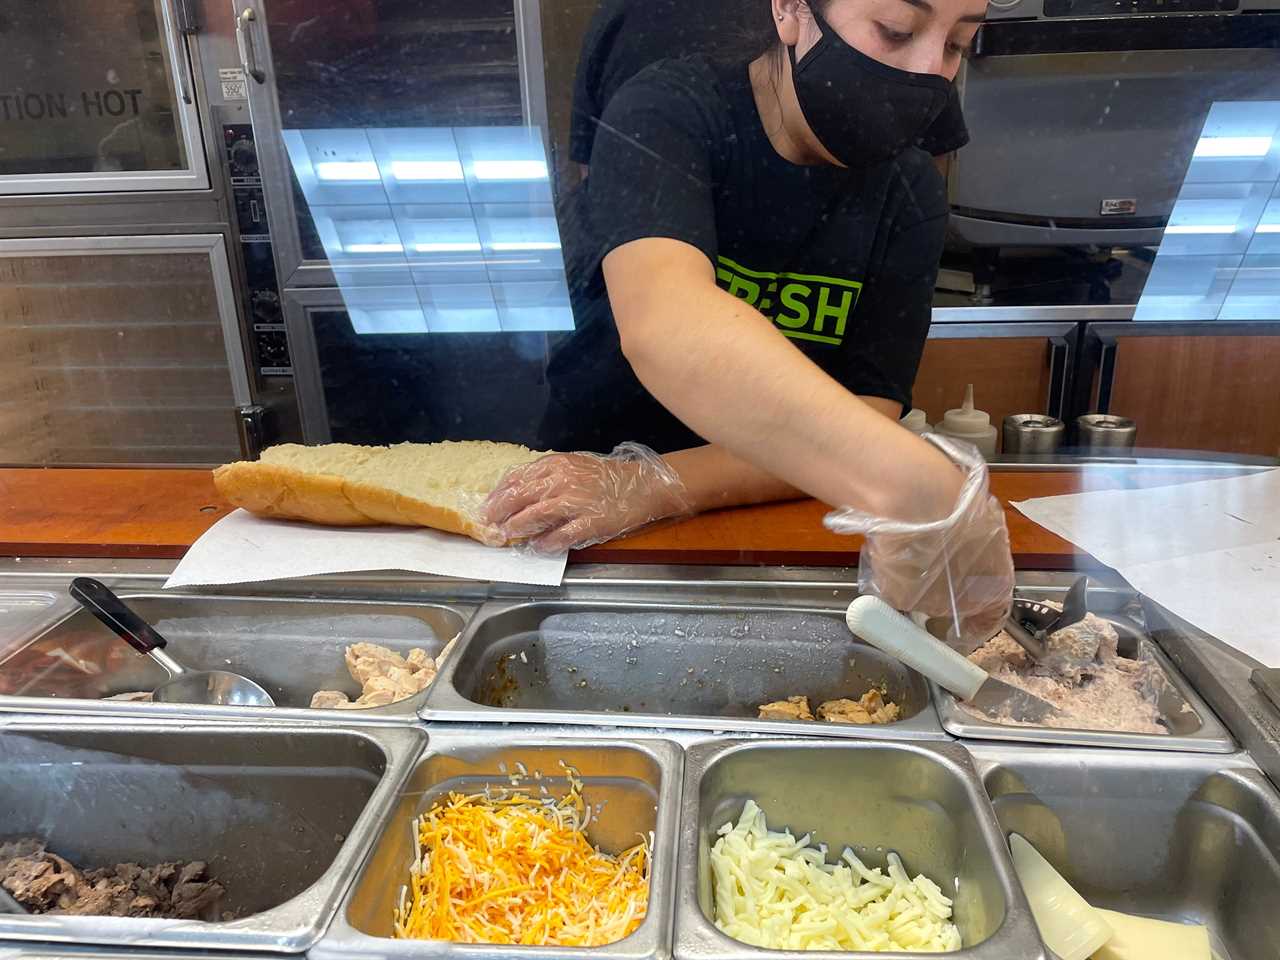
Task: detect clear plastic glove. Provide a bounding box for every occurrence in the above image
[482,442,695,555]
[825,434,1015,654]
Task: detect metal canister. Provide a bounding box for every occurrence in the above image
[1077,414,1138,451]
[1002,414,1065,454]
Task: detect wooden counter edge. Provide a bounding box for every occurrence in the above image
[0,465,1095,567]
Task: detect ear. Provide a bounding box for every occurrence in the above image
[772,0,807,45]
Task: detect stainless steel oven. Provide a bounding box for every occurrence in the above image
[951,1,1280,250]
[0,0,278,465]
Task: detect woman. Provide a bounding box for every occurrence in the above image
[485,0,1012,648]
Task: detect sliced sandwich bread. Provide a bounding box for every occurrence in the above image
[213,441,544,544]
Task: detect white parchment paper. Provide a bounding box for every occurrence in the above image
[166,509,567,589]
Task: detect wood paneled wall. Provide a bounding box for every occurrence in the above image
[1107,335,1280,458]
[912,337,1055,447]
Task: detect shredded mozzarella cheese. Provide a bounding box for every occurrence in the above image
[710,800,962,953]
[393,782,649,947]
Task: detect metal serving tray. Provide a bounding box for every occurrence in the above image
[311,730,683,960]
[676,739,1044,960]
[0,719,425,953]
[0,593,468,723]
[421,601,946,740]
[934,605,1235,752]
[970,744,1278,960]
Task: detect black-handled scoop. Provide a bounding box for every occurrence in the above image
[70,578,275,707]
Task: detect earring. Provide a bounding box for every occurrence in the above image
[777,12,785,18]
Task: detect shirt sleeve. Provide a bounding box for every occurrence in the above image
[582,62,721,266]
[838,158,948,415]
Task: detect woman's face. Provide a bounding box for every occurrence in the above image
[792,0,986,81]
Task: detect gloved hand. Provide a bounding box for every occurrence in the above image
[482,442,694,555]
[825,434,1015,653]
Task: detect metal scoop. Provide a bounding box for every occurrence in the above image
[847,595,1059,723]
[69,578,275,707]
[1005,576,1097,681]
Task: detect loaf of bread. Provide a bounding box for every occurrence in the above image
[213,441,545,544]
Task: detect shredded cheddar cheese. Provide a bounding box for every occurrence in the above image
[393,780,650,947]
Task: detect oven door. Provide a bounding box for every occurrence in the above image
[951,12,1280,247]
[0,0,209,195]
[233,0,549,288]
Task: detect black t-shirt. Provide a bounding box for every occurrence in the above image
[541,56,948,454]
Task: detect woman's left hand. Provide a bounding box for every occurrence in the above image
[482,442,694,555]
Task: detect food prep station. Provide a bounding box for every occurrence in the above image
[0,560,1277,960]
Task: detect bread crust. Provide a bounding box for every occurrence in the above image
[341,480,493,542]
[212,461,374,527]
[213,459,506,545]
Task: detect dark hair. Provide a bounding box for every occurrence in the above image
[724,0,834,74]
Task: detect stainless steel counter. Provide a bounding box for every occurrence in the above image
[0,561,1276,959]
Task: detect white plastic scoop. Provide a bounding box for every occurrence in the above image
[846,596,1059,723]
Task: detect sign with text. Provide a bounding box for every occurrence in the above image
[0,1,185,177]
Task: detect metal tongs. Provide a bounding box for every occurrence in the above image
[1004,576,1089,665]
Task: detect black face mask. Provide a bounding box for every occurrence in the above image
[788,6,959,166]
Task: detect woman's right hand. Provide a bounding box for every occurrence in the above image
[826,435,1015,653]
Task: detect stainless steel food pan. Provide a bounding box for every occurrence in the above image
[311,730,683,960]
[0,719,425,952]
[421,601,945,740]
[934,615,1234,752]
[0,593,468,723]
[970,745,1276,960]
[676,739,1044,960]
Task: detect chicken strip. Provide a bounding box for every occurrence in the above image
[757,696,814,721]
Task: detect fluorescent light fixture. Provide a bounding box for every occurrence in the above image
[489,241,562,252]
[315,160,380,181]
[1193,136,1273,159]
[390,160,464,181]
[472,159,548,181]
[414,241,483,253]
[1257,224,1280,234]
[1164,224,1238,235]
[344,242,404,253]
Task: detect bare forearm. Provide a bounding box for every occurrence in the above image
[613,262,959,521]
[663,444,803,512]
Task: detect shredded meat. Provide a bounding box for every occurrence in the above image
[0,839,226,919]
[962,613,1166,733]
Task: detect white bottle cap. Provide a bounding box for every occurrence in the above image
[940,384,991,437]
[900,408,932,435]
